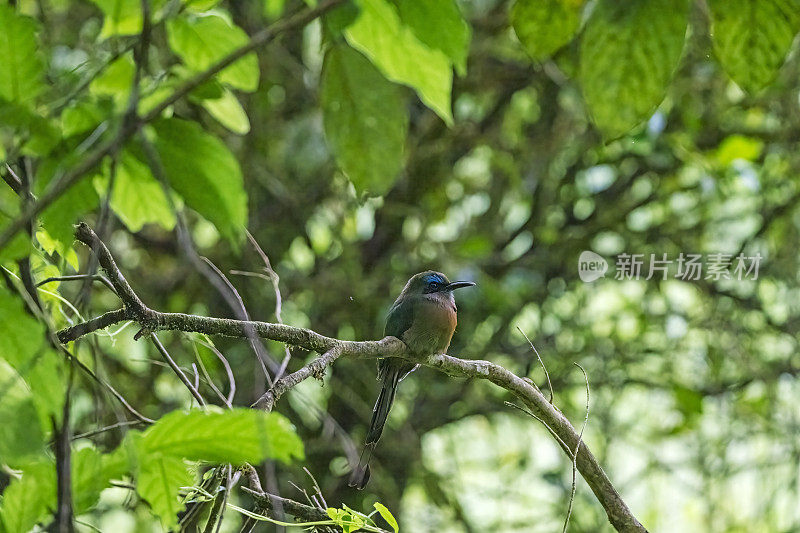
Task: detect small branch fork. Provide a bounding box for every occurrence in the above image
[59,224,647,533]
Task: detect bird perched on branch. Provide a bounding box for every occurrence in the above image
[349,271,475,489]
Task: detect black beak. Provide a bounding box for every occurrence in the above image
[446,281,476,291]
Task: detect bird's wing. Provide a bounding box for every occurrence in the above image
[384,296,416,338]
[379,297,418,380]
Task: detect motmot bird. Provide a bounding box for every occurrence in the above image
[349,271,475,489]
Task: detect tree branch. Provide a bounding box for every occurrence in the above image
[57,224,648,533]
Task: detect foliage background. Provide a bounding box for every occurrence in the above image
[1,0,800,531]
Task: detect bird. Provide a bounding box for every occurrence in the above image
[349,270,475,489]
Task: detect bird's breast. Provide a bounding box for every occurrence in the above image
[402,297,457,355]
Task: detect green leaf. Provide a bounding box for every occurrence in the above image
[396,0,471,76]
[136,454,194,529]
[200,88,251,134]
[373,502,399,533]
[263,0,286,19]
[139,409,304,464]
[151,118,247,243]
[0,360,46,466]
[61,101,106,138]
[0,5,45,105]
[37,162,99,250]
[22,117,61,157]
[102,149,177,232]
[90,53,135,108]
[0,460,56,533]
[579,0,689,138]
[259,410,306,464]
[321,45,407,195]
[32,355,67,425]
[0,290,47,371]
[673,385,703,417]
[167,13,260,92]
[185,0,222,11]
[345,0,453,125]
[716,134,764,166]
[709,0,800,93]
[326,507,364,533]
[0,232,32,265]
[72,446,125,514]
[0,288,66,424]
[511,0,583,61]
[90,0,143,38]
[35,229,79,271]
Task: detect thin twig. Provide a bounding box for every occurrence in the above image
[504,401,573,456]
[72,351,154,424]
[563,363,590,533]
[518,327,554,403]
[193,343,231,407]
[37,274,117,295]
[195,338,236,407]
[244,229,293,380]
[72,420,143,440]
[150,334,206,405]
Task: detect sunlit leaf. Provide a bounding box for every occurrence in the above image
[345,0,453,125]
[102,148,177,232]
[200,88,251,134]
[263,0,286,19]
[139,408,304,464]
[61,101,106,138]
[374,502,399,532]
[37,161,99,250]
[185,0,222,11]
[136,453,194,529]
[90,53,135,108]
[91,0,143,38]
[0,290,47,371]
[716,134,764,166]
[167,13,260,92]
[0,5,45,105]
[72,445,126,514]
[0,460,55,533]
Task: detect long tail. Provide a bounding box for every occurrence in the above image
[348,364,403,489]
